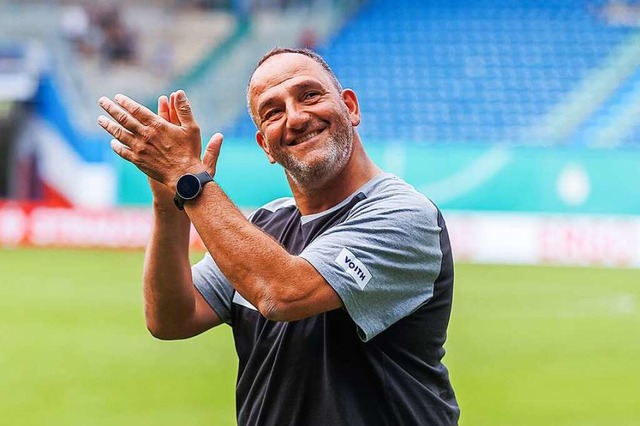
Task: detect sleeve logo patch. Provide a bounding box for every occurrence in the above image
[335,248,372,289]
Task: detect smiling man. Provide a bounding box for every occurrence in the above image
[98,48,460,425]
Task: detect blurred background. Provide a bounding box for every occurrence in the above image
[1,0,639,424]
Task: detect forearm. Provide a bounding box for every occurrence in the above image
[185,182,336,320]
[143,200,197,338]
[96,90,337,321]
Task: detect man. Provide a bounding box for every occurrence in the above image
[98,48,460,425]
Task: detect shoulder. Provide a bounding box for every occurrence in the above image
[351,174,441,228]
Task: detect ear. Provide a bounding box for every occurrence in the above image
[341,89,361,127]
[256,131,276,164]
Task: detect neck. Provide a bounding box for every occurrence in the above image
[288,137,382,215]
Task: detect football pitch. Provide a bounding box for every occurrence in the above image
[1,248,639,425]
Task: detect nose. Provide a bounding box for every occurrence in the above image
[285,102,310,131]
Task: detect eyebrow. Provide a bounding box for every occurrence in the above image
[257,80,325,115]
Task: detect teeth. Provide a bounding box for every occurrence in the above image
[294,130,321,145]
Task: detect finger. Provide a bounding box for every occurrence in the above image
[202,133,223,177]
[98,96,144,134]
[98,115,136,147]
[110,138,135,163]
[174,90,198,129]
[158,95,170,121]
[113,94,158,126]
[169,91,180,125]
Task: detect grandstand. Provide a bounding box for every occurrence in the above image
[1,0,639,264]
[228,0,639,145]
[0,0,357,206]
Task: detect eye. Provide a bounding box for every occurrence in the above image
[263,109,282,121]
[302,91,321,101]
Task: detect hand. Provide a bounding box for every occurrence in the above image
[147,93,180,202]
[162,91,223,179]
[97,90,204,191]
[151,93,224,201]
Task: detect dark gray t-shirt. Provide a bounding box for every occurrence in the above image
[193,173,459,425]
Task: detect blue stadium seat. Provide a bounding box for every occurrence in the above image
[225,0,636,146]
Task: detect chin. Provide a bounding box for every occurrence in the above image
[287,158,347,189]
[281,133,353,189]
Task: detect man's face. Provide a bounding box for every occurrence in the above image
[249,53,360,189]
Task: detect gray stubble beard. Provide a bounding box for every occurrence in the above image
[281,124,354,191]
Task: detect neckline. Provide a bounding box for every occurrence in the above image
[300,173,394,225]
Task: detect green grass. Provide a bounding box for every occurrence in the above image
[1,248,236,425]
[1,248,639,425]
[448,264,640,425]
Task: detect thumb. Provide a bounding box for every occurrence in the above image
[203,133,224,177]
[175,90,198,129]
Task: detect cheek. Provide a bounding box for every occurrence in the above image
[264,133,280,153]
[263,122,283,142]
[331,104,351,124]
[262,132,285,160]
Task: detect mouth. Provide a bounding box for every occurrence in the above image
[288,128,325,146]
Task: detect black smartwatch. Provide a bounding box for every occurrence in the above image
[173,171,213,210]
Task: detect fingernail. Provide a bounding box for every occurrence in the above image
[114,94,124,103]
[97,116,106,125]
[177,91,186,101]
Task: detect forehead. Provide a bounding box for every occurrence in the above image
[249,53,335,105]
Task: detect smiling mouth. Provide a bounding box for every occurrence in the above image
[289,129,324,146]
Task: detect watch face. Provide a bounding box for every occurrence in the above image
[176,174,201,200]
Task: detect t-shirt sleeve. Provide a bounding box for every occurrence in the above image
[192,252,235,325]
[299,194,444,341]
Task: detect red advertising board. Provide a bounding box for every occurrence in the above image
[0,201,205,250]
[2,202,639,268]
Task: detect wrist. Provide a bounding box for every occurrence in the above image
[173,170,214,211]
[169,162,208,192]
[153,197,187,217]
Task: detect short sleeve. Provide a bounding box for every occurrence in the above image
[192,252,235,325]
[299,193,443,341]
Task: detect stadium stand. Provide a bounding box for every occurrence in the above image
[2,0,640,207]
[2,0,640,261]
[0,0,356,205]
[0,1,237,205]
[225,0,639,146]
